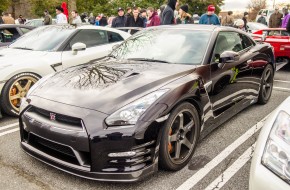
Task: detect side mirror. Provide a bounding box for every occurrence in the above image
[72,42,86,55]
[219,51,240,64]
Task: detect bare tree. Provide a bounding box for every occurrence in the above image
[247,0,267,21]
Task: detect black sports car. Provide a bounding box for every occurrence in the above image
[19,25,275,182]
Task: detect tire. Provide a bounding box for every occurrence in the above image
[159,102,200,171]
[258,64,274,105]
[0,73,40,116]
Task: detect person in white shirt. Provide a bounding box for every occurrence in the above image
[71,10,82,24]
[55,6,68,24]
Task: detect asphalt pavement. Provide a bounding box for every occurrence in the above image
[1,65,290,190]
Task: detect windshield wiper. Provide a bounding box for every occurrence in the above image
[128,58,170,63]
[11,47,33,50]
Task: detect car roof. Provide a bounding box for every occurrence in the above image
[148,24,219,31]
[0,24,35,29]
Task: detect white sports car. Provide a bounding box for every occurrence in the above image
[0,25,131,116]
[250,97,290,189]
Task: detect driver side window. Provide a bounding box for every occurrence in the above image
[212,32,243,62]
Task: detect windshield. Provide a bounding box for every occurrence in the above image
[9,25,75,51]
[110,29,212,65]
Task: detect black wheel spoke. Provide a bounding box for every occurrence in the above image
[182,137,193,149]
[265,70,271,81]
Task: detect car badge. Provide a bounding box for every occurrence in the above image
[50,113,56,121]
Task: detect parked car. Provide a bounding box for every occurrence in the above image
[19,25,275,182]
[250,97,290,190]
[25,19,57,27]
[247,22,268,33]
[0,25,131,116]
[0,24,35,47]
[253,28,290,64]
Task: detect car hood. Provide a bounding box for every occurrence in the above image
[31,58,197,114]
[0,48,47,63]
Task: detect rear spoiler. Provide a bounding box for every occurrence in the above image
[251,34,266,42]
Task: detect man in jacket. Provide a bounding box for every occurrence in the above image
[71,10,82,24]
[2,12,15,24]
[287,16,290,32]
[269,7,283,28]
[257,13,267,25]
[55,6,68,24]
[99,14,108,26]
[199,5,220,25]
[125,7,144,28]
[112,8,126,28]
[161,0,178,25]
[221,11,234,26]
[147,7,160,27]
[282,9,290,28]
[43,10,52,25]
[140,9,147,28]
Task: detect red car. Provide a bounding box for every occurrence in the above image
[253,28,290,64]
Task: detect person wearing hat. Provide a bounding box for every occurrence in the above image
[199,5,220,25]
[242,12,249,31]
[112,8,126,28]
[161,0,178,25]
[176,4,193,24]
[269,7,283,28]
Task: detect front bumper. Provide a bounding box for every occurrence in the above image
[19,96,161,182]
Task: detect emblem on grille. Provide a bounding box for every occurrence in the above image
[50,113,56,121]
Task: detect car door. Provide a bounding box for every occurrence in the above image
[206,31,254,117]
[61,29,122,69]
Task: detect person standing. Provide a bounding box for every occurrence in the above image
[199,5,220,25]
[140,9,147,28]
[147,7,160,27]
[125,7,144,28]
[242,12,249,31]
[88,13,95,25]
[112,8,126,28]
[2,12,15,24]
[257,13,267,25]
[176,5,193,24]
[161,0,178,25]
[126,7,132,17]
[282,9,290,28]
[55,6,68,24]
[71,10,82,24]
[43,10,52,25]
[287,16,290,32]
[221,11,234,26]
[269,7,283,28]
[99,14,108,26]
[18,15,26,24]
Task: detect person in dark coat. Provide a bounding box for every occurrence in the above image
[257,13,267,25]
[125,7,144,28]
[161,0,177,25]
[140,9,147,28]
[242,12,249,31]
[99,14,108,26]
[112,8,126,28]
[176,4,193,24]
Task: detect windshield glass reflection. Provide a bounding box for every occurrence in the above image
[111,29,212,65]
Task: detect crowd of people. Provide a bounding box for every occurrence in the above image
[0,0,290,32]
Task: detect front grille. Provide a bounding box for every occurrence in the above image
[28,106,82,127]
[28,133,79,165]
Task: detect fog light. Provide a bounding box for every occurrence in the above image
[108,151,136,158]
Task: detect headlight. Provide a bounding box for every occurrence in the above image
[262,111,290,184]
[105,89,169,126]
[26,74,53,97]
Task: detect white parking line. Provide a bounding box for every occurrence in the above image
[204,145,255,190]
[273,87,290,91]
[274,80,290,84]
[0,128,19,137]
[176,116,267,190]
[0,122,18,131]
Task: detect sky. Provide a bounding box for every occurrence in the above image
[221,0,288,11]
